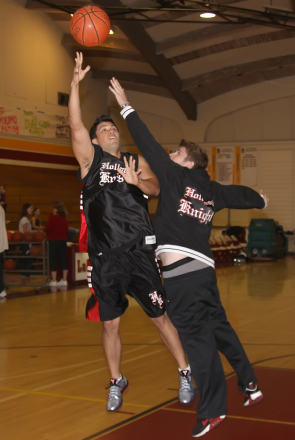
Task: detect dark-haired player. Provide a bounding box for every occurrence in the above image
[110,78,267,437]
[69,53,195,412]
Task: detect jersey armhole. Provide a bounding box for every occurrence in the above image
[77,145,102,183]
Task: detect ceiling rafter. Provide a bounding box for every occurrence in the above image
[156,22,254,54]
[169,29,295,65]
[182,54,295,91]
[190,66,295,103]
[92,69,172,98]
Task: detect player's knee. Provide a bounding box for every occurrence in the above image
[103,317,120,335]
[150,313,166,329]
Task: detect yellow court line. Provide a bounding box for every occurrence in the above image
[162,408,295,426]
[0,386,151,409]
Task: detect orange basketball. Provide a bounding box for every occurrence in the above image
[7,231,12,242]
[34,231,46,242]
[70,6,110,47]
[12,231,24,242]
[23,231,34,242]
[4,259,16,271]
[30,245,43,257]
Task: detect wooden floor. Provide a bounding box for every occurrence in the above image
[0,257,295,440]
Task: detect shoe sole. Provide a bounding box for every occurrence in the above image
[192,416,226,437]
[106,382,129,412]
[244,391,263,407]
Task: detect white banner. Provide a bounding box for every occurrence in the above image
[241,147,257,187]
[0,106,71,141]
[216,147,234,185]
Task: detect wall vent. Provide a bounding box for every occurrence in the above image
[58,92,69,107]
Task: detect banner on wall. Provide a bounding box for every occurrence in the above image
[216,147,234,185]
[0,106,71,141]
[238,146,258,187]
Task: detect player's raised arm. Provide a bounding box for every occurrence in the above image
[109,77,170,181]
[69,52,94,176]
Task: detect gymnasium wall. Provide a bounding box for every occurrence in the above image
[0,0,108,228]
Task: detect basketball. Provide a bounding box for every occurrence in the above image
[7,231,12,242]
[34,231,46,242]
[23,231,34,242]
[30,245,43,256]
[70,6,110,47]
[12,231,24,242]
[4,259,17,271]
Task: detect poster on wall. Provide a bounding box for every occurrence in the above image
[0,106,71,141]
[202,146,211,178]
[216,147,234,185]
[240,146,258,187]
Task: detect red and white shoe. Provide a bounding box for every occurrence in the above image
[191,415,226,437]
[244,382,263,406]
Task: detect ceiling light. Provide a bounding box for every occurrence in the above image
[70,14,73,17]
[200,12,216,18]
[109,29,114,35]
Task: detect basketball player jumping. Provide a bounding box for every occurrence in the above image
[69,52,195,412]
[109,78,268,437]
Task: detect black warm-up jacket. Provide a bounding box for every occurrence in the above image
[121,107,265,268]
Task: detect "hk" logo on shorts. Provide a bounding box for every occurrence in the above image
[149,291,164,309]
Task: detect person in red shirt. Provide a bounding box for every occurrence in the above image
[45,202,69,287]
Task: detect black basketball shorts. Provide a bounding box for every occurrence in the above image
[86,248,166,322]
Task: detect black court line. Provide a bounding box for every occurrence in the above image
[79,356,295,440]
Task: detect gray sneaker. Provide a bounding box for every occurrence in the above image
[178,369,195,405]
[106,375,129,412]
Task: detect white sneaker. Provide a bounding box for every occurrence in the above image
[0,291,7,298]
[57,279,68,286]
[49,281,57,287]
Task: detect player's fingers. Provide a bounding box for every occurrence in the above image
[136,169,142,175]
[123,156,129,167]
[117,166,124,176]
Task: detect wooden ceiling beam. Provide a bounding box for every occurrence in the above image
[182,54,295,90]
[92,69,172,98]
[169,29,295,65]
[92,70,164,88]
[155,22,254,54]
[62,34,139,54]
[83,50,144,63]
[95,0,196,120]
[190,66,295,103]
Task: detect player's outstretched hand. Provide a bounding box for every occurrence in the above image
[260,190,269,208]
[71,52,91,86]
[117,156,142,186]
[109,78,129,107]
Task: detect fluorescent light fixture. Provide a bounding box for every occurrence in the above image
[70,14,73,17]
[109,29,114,35]
[200,12,216,18]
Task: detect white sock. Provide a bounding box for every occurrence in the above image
[178,364,191,373]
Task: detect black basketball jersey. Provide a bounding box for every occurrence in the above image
[78,145,156,255]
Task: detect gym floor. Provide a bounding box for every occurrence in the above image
[0,257,294,440]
